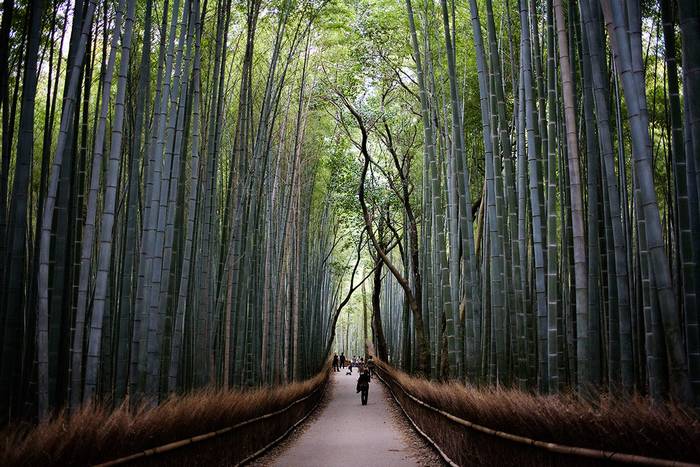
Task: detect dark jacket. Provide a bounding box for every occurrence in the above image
[356,372,370,392]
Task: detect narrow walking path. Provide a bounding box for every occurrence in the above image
[257,369,437,467]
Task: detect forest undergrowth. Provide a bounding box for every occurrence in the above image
[0,365,329,466]
[377,360,700,464]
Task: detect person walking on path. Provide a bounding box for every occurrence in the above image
[333,354,340,372]
[356,369,370,405]
[366,356,375,378]
[340,353,346,368]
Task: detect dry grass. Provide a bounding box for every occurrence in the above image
[0,367,328,467]
[377,361,700,466]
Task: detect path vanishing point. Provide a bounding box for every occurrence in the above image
[255,370,440,467]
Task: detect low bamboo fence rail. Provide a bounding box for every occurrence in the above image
[374,363,698,467]
[94,376,328,467]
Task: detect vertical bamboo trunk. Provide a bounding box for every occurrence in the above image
[83,0,136,404]
[115,0,153,404]
[665,0,700,404]
[545,0,559,392]
[69,0,126,409]
[36,0,97,417]
[553,0,587,390]
[579,10,601,388]
[602,0,692,403]
[168,0,201,390]
[2,0,45,420]
[519,0,548,392]
[580,0,632,395]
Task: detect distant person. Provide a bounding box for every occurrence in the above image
[347,358,354,375]
[333,354,339,372]
[366,356,375,378]
[356,369,371,405]
[340,353,346,368]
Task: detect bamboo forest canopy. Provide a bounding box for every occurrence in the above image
[1,0,700,423]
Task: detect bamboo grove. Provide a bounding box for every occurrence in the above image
[1,0,700,424]
[0,0,351,422]
[328,0,700,407]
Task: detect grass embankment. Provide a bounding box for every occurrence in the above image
[0,367,328,466]
[376,361,700,466]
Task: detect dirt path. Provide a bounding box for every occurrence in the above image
[252,369,442,467]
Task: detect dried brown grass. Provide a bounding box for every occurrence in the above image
[0,367,328,467]
[377,361,700,466]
